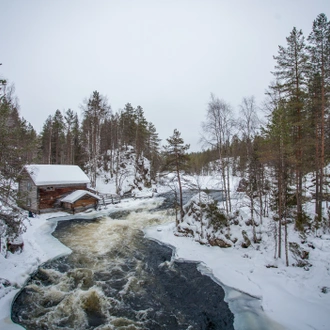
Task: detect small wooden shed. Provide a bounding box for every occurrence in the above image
[18,164,93,213]
[60,190,100,213]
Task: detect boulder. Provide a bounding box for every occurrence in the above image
[7,235,24,254]
[241,230,251,248]
[289,242,310,267]
[209,238,232,248]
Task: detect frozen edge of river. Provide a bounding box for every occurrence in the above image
[144,221,330,330]
[145,229,285,330]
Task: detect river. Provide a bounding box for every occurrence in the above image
[12,197,235,330]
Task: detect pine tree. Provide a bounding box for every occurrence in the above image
[39,115,53,164]
[72,113,83,167]
[0,80,35,250]
[120,103,136,148]
[64,109,75,164]
[81,91,111,187]
[135,105,148,158]
[51,109,65,164]
[263,85,294,265]
[272,27,310,226]
[163,129,190,224]
[307,13,330,223]
[146,122,161,180]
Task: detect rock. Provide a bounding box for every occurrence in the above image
[245,219,253,226]
[307,243,315,249]
[0,278,11,287]
[241,230,251,248]
[301,250,309,259]
[231,237,238,244]
[7,235,24,254]
[176,226,194,237]
[208,238,232,248]
[289,242,310,267]
[237,178,248,192]
[233,219,239,225]
[321,286,329,294]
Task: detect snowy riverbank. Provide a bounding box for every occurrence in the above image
[0,211,71,329]
[145,221,330,330]
[1,194,330,329]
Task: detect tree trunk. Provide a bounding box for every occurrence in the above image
[315,112,320,221]
[284,209,289,266]
[319,64,325,222]
[278,167,282,259]
[176,162,184,222]
[227,163,232,212]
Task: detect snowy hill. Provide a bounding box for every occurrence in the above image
[94,146,154,197]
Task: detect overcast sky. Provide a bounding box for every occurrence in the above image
[1,0,329,151]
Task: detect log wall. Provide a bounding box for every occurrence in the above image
[18,171,38,212]
[39,184,88,210]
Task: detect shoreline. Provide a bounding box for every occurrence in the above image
[1,196,330,330]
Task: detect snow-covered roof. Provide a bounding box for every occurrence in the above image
[60,190,100,203]
[24,164,90,186]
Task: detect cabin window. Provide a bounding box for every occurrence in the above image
[46,186,54,191]
[27,181,32,191]
[27,198,31,207]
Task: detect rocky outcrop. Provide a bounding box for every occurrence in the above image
[175,192,233,248]
[289,242,310,267]
[208,238,232,248]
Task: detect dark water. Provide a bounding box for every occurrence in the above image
[12,210,234,330]
[155,190,224,211]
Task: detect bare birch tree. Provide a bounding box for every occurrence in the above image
[239,96,260,243]
[201,94,235,214]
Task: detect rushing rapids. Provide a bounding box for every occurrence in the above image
[12,198,234,330]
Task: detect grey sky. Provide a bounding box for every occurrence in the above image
[1,0,329,151]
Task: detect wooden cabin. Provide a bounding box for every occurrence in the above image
[60,190,100,214]
[18,164,98,213]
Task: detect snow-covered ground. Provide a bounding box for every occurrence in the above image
[145,221,330,330]
[1,171,330,329]
[0,211,72,329]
